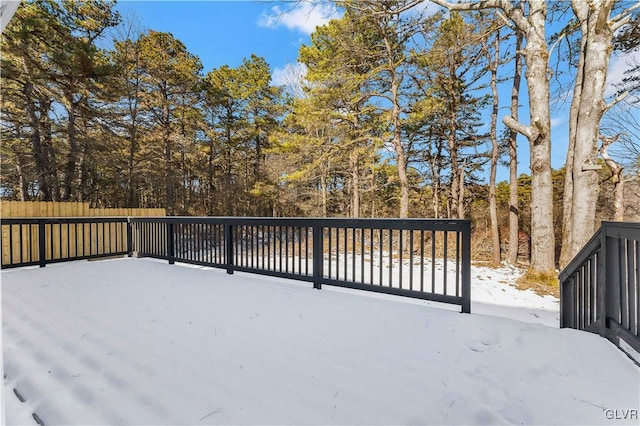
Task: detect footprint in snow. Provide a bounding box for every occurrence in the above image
[465,342,486,353]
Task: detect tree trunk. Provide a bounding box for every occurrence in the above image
[457,161,465,219]
[22,82,52,200]
[15,160,28,201]
[164,124,174,215]
[600,134,625,221]
[208,138,215,215]
[432,0,556,274]
[559,6,586,269]
[448,123,460,219]
[518,1,555,273]
[39,96,59,201]
[350,150,360,218]
[62,91,79,201]
[382,31,409,218]
[127,116,138,208]
[562,0,615,264]
[507,28,523,266]
[488,30,501,265]
[320,169,328,218]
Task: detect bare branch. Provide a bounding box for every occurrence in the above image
[548,32,566,64]
[532,116,545,135]
[604,91,629,112]
[495,10,514,29]
[337,0,424,16]
[430,0,529,32]
[610,2,640,31]
[503,115,536,140]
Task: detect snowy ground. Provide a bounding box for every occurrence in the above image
[1,257,638,425]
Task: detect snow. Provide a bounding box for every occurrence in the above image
[1,257,638,425]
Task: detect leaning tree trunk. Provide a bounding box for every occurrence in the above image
[382,30,409,219]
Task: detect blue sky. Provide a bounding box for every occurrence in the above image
[114,1,338,77]
[113,1,638,183]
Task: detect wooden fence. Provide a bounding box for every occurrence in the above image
[1,201,164,267]
[0,201,165,218]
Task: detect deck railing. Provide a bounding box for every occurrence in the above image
[559,221,640,361]
[130,217,472,312]
[0,216,472,313]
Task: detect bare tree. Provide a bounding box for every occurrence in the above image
[559,1,639,268]
[429,0,555,274]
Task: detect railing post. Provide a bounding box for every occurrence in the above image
[597,229,608,337]
[167,221,175,265]
[560,276,575,328]
[604,226,621,337]
[312,225,323,290]
[461,220,471,313]
[225,223,234,274]
[38,219,46,268]
[126,218,133,257]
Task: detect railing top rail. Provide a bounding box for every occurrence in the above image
[559,227,603,283]
[559,221,640,282]
[1,217,129,224]
[601,221,640,241]
[129,216,471,230]
[600,221,640,229]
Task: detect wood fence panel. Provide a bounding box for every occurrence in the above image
[1,202,164,265]
[0,201,165,218]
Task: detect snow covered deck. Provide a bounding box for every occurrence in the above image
[2,258,639,425]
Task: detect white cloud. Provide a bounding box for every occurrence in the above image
[605,49,639,98]
[272,62,308,98]
[257,2,341,35]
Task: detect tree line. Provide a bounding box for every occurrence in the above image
[1,0,638,276]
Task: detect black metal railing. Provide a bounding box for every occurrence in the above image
[560,221,640,360]
[1,216,472,312]
[1,217,131,268]
[130,217,472,312]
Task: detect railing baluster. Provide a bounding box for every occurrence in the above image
[431,231,436,293]
[443,231,448,295]
[369,228,374,286]
[344,227,348,281]
[420,230,424,292]
[399,229,403,289]
[409,230,413,291]
[360,228,365,284]
[335,228,340,280]
[456,231,461,297]
[379,229,383,286]
[352,227,356,282]
[388,229,393,288]
[9,224,14,265]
